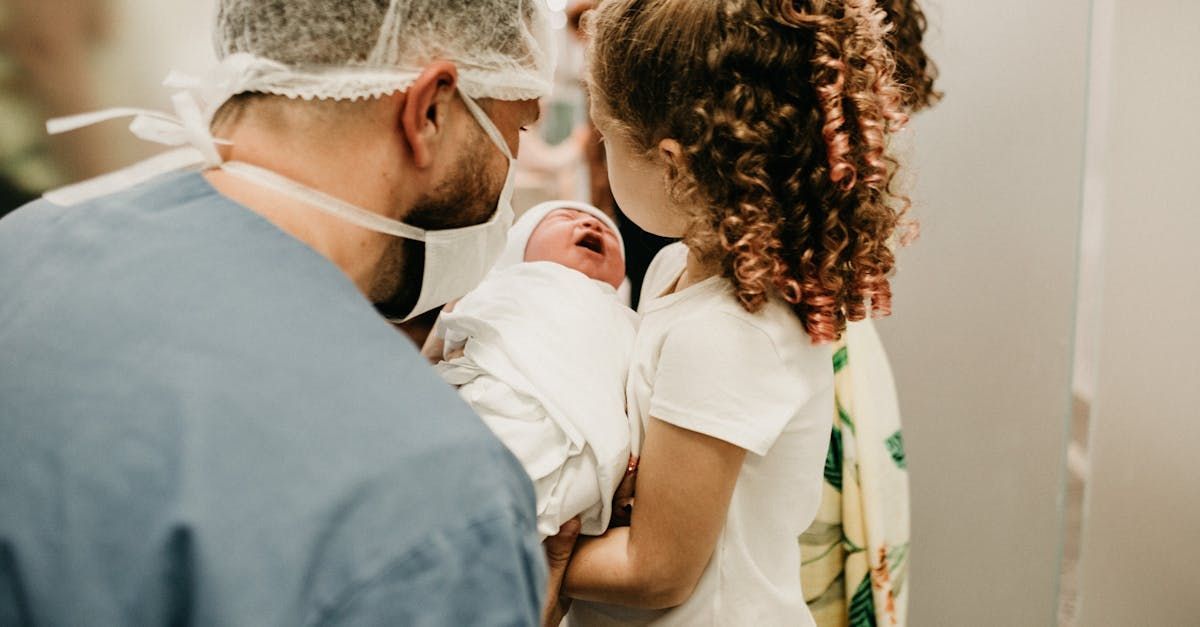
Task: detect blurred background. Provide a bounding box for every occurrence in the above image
[2,1,1196,624]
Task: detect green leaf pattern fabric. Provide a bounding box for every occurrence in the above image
[886,431,907,470]
[824,427,844,492]
[849,575,877,627]
[801,321,910,627]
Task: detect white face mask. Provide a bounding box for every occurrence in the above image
[220,91,517,322]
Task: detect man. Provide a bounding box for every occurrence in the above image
[0,1,577,625]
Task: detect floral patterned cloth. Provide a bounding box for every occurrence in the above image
[802,320,910,627]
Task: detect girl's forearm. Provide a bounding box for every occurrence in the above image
[564,528,688,610]
[564,419,746,612]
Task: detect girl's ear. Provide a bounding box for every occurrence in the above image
[657,138,688,193]
[657,138,684,169]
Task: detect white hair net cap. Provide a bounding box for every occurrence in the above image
[42,0,557,206]
[214,0,557,102]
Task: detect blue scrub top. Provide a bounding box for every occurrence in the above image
[0,172,546,626]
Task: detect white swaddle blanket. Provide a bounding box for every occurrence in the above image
[436,202,637,538]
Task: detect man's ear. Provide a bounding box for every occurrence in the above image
[400,61,460,169]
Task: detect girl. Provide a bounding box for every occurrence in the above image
[562,0,912,625]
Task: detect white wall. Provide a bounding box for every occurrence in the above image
[92,0,217,164]
[875,1,1092,623]
[1076,1,1200,624]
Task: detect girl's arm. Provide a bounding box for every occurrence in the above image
[563,416,747,609]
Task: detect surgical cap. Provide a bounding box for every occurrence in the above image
[212,0,557,102]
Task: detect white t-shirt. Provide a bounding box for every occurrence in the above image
[569,243,833,627]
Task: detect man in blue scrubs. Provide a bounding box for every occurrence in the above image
[0,1,574,625]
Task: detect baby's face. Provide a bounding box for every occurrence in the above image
[524,209,626,290]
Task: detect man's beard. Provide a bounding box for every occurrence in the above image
[371,151,499,320]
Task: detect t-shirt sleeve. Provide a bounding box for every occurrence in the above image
[639,243,689,308]
[649,312,818,456]
[318,505,547,627]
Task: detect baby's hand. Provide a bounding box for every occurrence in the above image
[610,455,638,527]
[417,301,461,364]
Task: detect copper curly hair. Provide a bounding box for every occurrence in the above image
[588,0,914,343]
[880,0,942,112]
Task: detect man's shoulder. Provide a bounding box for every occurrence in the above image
[0,170,211,225]
[0,168,529,501]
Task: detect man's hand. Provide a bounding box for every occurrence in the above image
[542,518,581,626]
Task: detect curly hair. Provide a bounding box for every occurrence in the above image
[880,0,942,112]
[588,0,914,343]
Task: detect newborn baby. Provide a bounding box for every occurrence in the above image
[435,201,637,539]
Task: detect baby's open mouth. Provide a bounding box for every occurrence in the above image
[576,232,605,255]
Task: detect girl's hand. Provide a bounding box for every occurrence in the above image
[543,518,582,627]
[610,455,638,527]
